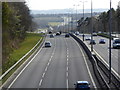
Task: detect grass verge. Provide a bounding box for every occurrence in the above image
[2,33,44,84]
[97,33,116,40]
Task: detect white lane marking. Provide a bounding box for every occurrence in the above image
[67,51,69,53]
[42,72,45,78]
[52,53,54,56]
[67,52,69,55]
[8,43,44,89]
[64,38,69,89]
[49,59,52,62]
[39,79,43,86]
[66,79,69,90]
[67,55,69,58]
[67,72,69,77]
[94,50,120,79]
[45,67,48,72]
[67,67,69,71]
[38,36,57,88]
[67,58,69,62]
[72,38,97,88]
[80,36,120,78]
[51,55,53,58]
[47,62,50,66]
[67,61,68,66]
[66,71,69,78]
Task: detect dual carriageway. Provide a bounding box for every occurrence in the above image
[2,33,120,89]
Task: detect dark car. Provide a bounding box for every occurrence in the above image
[49,31,52,34]
[113,39,120,49]
[99,39,106,44]
[90,40,96,45]
[74,81,90,90]
[50,34,54,38]
[59,31,62,34]
[65,33,70,38]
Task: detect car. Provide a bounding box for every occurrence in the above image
[90,40,96,45]
[85,37,91,41]
[65,33,70,38]
[113,38,119,40]
[45,41,52,47]
[49,31,52,34]
[56,32,60,35]
[59,31,62,34]
[74,81,90,90]
[75,31,80,35]
[93,33,97,36]
[113,39,120,49]
[99,39,106,44]
[50,34,54,38]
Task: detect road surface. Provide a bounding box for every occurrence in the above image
[78,34,120,78]
[5,34,98,89]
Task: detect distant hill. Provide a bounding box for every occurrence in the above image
[30,8,109,14]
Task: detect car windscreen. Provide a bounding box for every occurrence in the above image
[114,40,120,43]
[45,43,50,44]
[77,83,89,88]
[78,83,88,85]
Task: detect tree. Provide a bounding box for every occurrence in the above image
[2,2,35,69]
[115,6,120,33]
[99,12,108,32]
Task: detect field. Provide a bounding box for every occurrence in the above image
[48,22,62,26]
[32,15,63,28]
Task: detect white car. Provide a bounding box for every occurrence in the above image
[75,31,80,35]
[93,33,97,36]
[113,39,120,49]
[45,41,52,47]
[85,36,91,41]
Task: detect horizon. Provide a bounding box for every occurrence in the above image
[30,8,111,14]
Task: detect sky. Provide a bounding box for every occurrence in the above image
[25,0,120,10]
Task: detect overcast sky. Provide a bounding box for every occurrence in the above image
[26,0,119,10]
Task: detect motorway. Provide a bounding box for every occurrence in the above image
[78,34,120,77]
[5,34,99,89]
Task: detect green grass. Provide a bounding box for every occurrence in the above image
[97,33,115,40]
[10,33,41,61]
[2,33,44,84]
[48,22,61,26]
[3,33,43,73]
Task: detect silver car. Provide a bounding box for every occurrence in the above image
[45,41,52,47]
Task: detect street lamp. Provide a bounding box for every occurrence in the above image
[80,0,87,41]
[73,4,79,30]
[67,10,70,33]
[67,8,72,33]
[108,0,112,84]
[90,0,93,52]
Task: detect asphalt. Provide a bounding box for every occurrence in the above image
[6,34,98,89]
[78,34,119,77]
